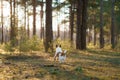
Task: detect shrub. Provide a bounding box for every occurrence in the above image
[19,36,41,52]
[29,36,41,51]
[3,36,42,52]
[4,42,15,52]
[115,40,120,51]
[19,39,30,52]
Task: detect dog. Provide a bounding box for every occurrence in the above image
[58,50,67,63]
[54,45,62,61]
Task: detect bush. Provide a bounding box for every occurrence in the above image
[115,40,120,51]
[19,36,41,52]
[3,36,42,52]
[4,42,15,52]
[29,36,41,51]
[19,39,30,52]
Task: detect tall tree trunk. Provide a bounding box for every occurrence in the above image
[76,0,88,50]
[56,0,60,39]
[14,0,16,29]
[27,10,30,38]
[69,2,74,46]
[64,27,66,40]
[57,24,60,38]
[100,0,104,48]
[76,0,82,49]
[1,0,3,43]
[40,0,44,39]
[33,0,36,36]
[24,1,26,31]
[81,0,87,49]
[111,0,115,49]
[93,12,96,46]
[45,0,53,52]
[94,27,96,45]
[10,0,13,40]
[10,0,17,46]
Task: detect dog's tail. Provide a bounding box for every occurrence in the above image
[64,50,67,53]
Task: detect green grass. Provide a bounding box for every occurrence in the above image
[0,49,120,80]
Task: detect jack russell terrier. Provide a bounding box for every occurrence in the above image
[54,45,67,63]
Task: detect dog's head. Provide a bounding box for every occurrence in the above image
[56,44,61,48]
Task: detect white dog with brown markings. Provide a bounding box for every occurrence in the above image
[54,45,67,63]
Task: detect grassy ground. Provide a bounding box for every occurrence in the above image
[0,49,120,80]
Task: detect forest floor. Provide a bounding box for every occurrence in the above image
[0,49,120,80]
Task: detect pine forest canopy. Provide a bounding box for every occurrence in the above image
[0,0,120,51]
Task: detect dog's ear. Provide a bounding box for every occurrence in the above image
[59,45,61,47]
[56,45,58,47]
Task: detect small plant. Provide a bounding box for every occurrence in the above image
[49,68,60,74]
[75,66,83,73]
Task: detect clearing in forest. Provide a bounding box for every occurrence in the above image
[0,49,120,80]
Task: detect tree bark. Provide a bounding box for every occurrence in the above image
[69,2,74,46]
[40,0,44,39]
[45,0,53,52]
[24,1,26,31]
[100,0,104,48]
[1,0,4,43]
[9,0,17,46]
[27,10,30,38]
[81,0,88,49]
[76,0,82,49]
[10,0,13,40]
[111,0,115,49]
[94,27,96,45]
[33,0,36,36]
[76,0,88,50]
[57,24,60,38]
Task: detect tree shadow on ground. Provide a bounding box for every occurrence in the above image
[67,49,120,80]
[5,54,43,61]
[87,49,120,57]
[0,53,94,80]
[68,49,120,66]
[1,49,119,80]
[86,49,120,66]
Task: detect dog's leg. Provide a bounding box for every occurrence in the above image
[58,55,62,63]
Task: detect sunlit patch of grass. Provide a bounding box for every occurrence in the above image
[75,66,83,73]
[87,42,99,49]
[68,49,120,80]
[87,49,120,57]
[0,40,120,80]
